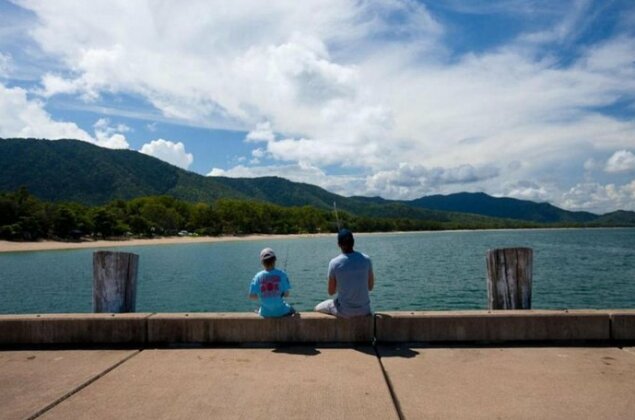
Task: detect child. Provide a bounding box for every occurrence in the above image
[249,247,295,317]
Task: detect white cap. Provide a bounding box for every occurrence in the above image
[260,247,276,262]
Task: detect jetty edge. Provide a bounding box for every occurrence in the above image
[1,309,633,346]
[2,310,634,419]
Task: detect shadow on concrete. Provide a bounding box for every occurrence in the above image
[374,345,420,358]
[348,345,420,358]
[270,344,419,358]
[272,346,321,356]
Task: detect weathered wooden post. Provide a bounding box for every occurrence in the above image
[93,251,139,313]
[486,247,533,310]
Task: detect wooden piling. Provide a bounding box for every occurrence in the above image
[486,247,533,310]
[93,251,139,313]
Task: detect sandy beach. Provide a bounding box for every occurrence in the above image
[0,228,604,253]
[0,233,335,253]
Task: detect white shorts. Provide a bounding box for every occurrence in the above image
[314,299,338,316]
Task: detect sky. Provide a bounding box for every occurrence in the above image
[0,0,634,214]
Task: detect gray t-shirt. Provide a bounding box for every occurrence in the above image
[328,251,373,317]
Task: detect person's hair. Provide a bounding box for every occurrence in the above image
[338,235,354,248]
[262,256,276,266]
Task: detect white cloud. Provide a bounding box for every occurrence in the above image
[245,122,275,143]
[93,131,129,149]
[38,45,126,101]
[20,0,437,168]
[9,0,635,211]
[0,52,11,77]
[22,0,633,171]
[605,150,635,173]
[209,161,499,200]
[92,118,130,149]
[516,0,594,46]
[0,82,92,141]
[207,162,363,196]
[140,139,193,169]
[0,82,130,149]
[560,181,635,213]
[39,73,80,97]
[94,118,130,134]
[207,168,226,176]
[584,158,601,171]
[208,162,324,181]
[365,163,500,199]
[500,179,635,213]
[501,180,556,203]
[251,148,266,159]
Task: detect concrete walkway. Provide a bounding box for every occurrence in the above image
[2,346,634,420]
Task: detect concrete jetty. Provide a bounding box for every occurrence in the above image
[1,310,634,419]
[1,310,634,345]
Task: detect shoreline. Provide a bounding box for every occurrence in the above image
[0,233,334,253]
[0,226,628,253]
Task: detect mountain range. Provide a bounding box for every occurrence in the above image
[1,138,633,226]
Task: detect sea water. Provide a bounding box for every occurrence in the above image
[0,228,633,314]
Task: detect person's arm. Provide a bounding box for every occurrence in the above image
[281,272,291,298]
[328,275,337,295]
[368,270,374,291]
[248,274,260,301]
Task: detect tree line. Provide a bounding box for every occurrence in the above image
[0,187,459,241]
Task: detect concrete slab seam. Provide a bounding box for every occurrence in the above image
[144,313,156,345]
[26,350,143,420]
[373,314,378,346]
[372,345,405,420]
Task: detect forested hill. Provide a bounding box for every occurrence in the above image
[0,138,241,204]
[409,192,597,223]
[1,138,633,225]
[0,138,440,220]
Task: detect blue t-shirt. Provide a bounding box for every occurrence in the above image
[328,251,373,317]
[249,268,293,317]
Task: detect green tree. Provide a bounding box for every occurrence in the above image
[92,208,118,238]
[128,215,152,236]
[140,201,183,233]
[0,195,18,226]
[52,205,78,238]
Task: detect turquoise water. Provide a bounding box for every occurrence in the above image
[1,228,634,314]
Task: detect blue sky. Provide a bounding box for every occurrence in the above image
[0,0,634,213]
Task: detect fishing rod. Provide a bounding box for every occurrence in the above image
[282,244,289,271]
[281,244,290,299]
[333,201,341,231]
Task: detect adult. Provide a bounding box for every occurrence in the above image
[314,229,374,317]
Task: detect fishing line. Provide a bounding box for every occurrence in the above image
[282,244,289,271]
[333,201,341,231]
